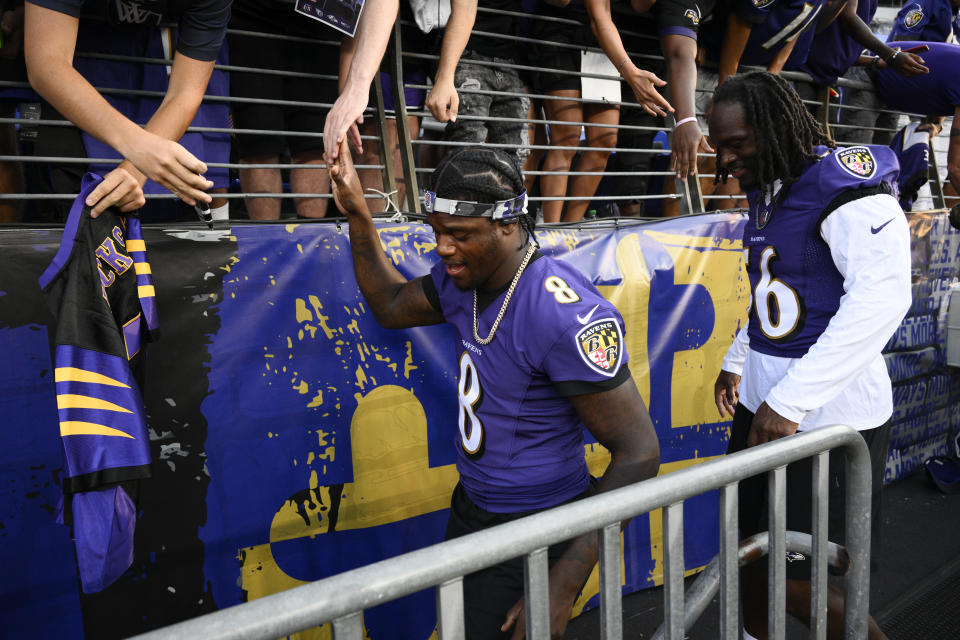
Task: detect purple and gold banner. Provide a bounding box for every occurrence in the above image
[0,211,957,637]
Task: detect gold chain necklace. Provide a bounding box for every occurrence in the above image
[472,244,536,345]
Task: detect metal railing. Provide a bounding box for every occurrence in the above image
[0,11,954,219]
[128,425,873,640]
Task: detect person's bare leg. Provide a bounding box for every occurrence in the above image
[540,90,582,223]
[523,99,545,195]
[0,103,23,222]
[356,119,386,211]
[291,148,329,218]
[785,579,888,640]
[563,103,618,222]
[239,154,282,220]
[742,565,887,640]
[387,115,420,210]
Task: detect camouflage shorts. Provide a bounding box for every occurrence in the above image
[445,51,530,163]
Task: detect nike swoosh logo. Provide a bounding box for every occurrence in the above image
[871,218,896,234]
[577,304,600,325]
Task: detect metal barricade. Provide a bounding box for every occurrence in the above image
[128,425,873,640]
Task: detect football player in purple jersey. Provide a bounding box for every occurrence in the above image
[710,72,910,640]
[330,139,660,639]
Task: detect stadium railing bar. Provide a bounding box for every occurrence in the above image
[0,13,954,215]
[126,425,873,640]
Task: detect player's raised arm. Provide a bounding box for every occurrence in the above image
[329,139,444,329]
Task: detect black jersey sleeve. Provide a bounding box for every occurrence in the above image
[175,0,231,61]
[654,0,715,39]
[419,274,443,315]
[553,363,633,396]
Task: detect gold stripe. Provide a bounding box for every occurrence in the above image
[57,394,133,413]
[60,421,134,439]
[55,367,129,388]
[126,239,146,252]
[134,262,152,275]
[138,285,156,298]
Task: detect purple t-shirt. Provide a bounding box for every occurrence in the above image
[876,41,960,117]
[427,252,630,513]
[744,145,900,357]
[795,0,878,85]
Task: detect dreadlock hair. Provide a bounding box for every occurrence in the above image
[712,71,835,193]
[428,146,539,247]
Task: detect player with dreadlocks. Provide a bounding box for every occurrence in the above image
[712,72,836,193]
[329,139,660,639]
[710,71,910,639]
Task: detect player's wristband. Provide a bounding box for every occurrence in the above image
[674,116,697,129]
[884,47,902,66]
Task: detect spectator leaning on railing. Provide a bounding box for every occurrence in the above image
[229,0,336,220]
[425,0,531,165]
[529,0,622,223]
[587,0,712,183]
[23,0,230,216]
[869,41,960,197]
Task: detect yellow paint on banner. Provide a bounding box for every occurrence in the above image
[654,232,746,428]
[137,285,155,298]
[596,234,653,406]
[125,239,146,252]
[134,262,152,275]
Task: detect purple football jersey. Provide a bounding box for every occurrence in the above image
[744,145,900,358]
[430,253,630,513]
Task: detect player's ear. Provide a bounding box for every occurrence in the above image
[497,220,519,238]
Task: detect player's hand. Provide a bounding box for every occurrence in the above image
[623,64,674,117]
[324,84,367,163]
[121,131,212,206]
[671,121,712,180]
[425,77,459,123]
[746,401,799,446]
[86,162,147,217]
[329,137,369,217]
[714,369,741,418]
[501,578,578,640]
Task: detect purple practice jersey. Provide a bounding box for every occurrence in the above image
[744,145,900,358]
[795,0,878,85]
[887,0,960,43]
[876,41,960,117]
[428,253,631,513]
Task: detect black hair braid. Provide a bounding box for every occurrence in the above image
[428,146,525,202]
[713,72,835,192]
[428,146,537,245]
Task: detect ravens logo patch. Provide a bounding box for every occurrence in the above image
[575,318,623,377]
[752,0,775,8]
[904,6,923,28]
[836,147,876,179]
[684,7,701,24]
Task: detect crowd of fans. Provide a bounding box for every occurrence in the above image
[0,0,956,224]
